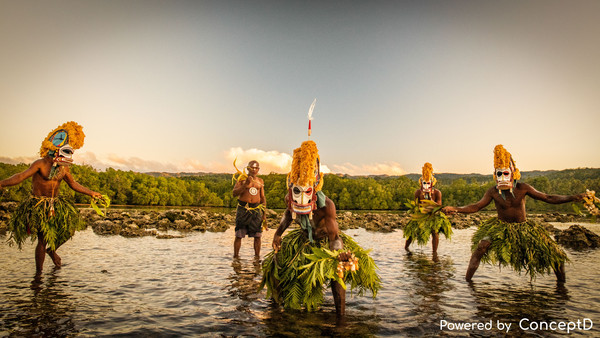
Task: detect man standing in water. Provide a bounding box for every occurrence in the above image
[261,140,380,318]
[1,122,102,275]
[443,145,586,283]
[404,162,452,254]
[232,160,266,258]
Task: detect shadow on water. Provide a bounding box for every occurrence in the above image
[3,269,78,336]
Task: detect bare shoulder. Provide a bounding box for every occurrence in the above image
[484,185,497,195]
[30,158,47,169]
[324,196,337,215]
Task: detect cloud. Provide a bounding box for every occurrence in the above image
[330,161,407,176]
[76,148,294,174]
[0,156,38,165]
[0,150,404,176]
[226,147,292,174]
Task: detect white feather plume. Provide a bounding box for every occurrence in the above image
[307,98,316,120]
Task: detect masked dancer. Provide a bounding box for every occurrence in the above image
[404,163,452,254]
[1,122,103,275]
[443,145,586,283]
[260,102,380,317]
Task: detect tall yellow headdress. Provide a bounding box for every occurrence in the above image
[39,121,85,158]
[418,162,437,186]
[493,145,520,180]
[287,140,324,191]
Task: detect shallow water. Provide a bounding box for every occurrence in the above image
[1,224,599,337]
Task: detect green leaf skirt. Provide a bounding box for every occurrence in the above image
[8,195,84,251]
[472,217,568,279]
[403,212,453,245]
[260,229,381,311]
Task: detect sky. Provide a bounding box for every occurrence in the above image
[1,1,599,176]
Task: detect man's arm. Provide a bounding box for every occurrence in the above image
[272,208,293,251]
[0,160,42,188]
[414,189,420,200]
[323,198,343,251]
[259,179,267,221]
[63,169,101,198]
[443,187,494,214]
[232,178,249,197]
[524,183,585,204]
[433,189,442,205]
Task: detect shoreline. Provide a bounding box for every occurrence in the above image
[1,202,598,244]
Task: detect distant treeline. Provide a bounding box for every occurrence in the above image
[1,162,598,212]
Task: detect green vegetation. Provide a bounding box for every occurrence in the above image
[1,162,598,212]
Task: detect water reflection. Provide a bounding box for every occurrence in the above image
[227,257,262,303]
[4,270,78,336]
[405,252,455,312]
[469,282,571,336]
[401,252,456,334]
[261,301,383,337]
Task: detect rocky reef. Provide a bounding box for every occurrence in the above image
[0,202,597,244]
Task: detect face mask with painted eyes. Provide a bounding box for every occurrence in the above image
[291,184,314,214]
[421,180,432,193]
[48,130,74,166]
[495,167,513,190]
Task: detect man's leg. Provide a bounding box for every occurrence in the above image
[404,237,412,251]
[233,237,242,258]
[554,263,566,283]
[46,248,62,267]
[253,237,261,257]
[331,280,346,317]
[35,232,47,275]
[466,240,491,282]
[431,231,439,254]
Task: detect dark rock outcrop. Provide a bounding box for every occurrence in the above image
[556,224,600,250]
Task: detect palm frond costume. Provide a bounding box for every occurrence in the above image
[404,163,452,245]
[404,199,453,245]
[6,121,87,251]
[472,217,567,279]
[260,229,380,311]
[472,145,567,279]
[261,137,380,311]
[8,196,84,251]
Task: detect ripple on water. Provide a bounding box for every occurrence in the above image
[1,226,600,336]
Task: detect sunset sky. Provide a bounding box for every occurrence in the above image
[1,1,599,176]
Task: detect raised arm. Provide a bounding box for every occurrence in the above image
[0,160,42,188]
[443,187,494,214]
[523,183,585,204]
[63,169,101,198]
[232,178,249,197]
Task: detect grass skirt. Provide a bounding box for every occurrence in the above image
[260,229,381,311]
[403,212,453,245]
[472,217,568,279]
[8,195,84,251]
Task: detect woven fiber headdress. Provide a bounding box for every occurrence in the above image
[39,121,85,158]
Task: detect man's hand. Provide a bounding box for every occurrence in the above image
[338,251,352,262]
[272,234,282,252]
[441,206,457,215]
